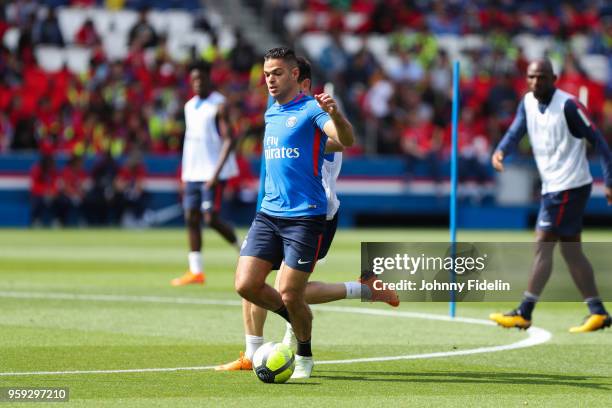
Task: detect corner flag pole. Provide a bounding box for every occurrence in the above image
[449,61,460,318]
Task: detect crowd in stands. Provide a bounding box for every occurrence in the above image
[255,0,612,179]
[29,148,148,226]
[0,1,263,225]
[0,1,266,159]
[1,1,611,224]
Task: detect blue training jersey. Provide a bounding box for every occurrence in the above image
[256,96,275,211]
[260,93,330,217]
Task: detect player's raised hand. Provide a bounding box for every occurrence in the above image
[314,93,338,116]
[491,150,505,172]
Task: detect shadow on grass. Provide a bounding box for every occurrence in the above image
[313,370,611,391]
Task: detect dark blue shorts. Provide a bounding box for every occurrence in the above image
[318,212,338,260]
[183,181,226,213]
[536,183,591,236]
[268,212,338,270]
[240,211,327,273]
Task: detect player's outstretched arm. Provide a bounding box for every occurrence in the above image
[207,103,236,188]
[492,100,527,173]
[315,93,354,147]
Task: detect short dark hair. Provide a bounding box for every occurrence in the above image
[188,60,210,75]
[263,47,298,66]
[296,56,311,83]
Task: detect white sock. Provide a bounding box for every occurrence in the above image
[188,252,203,274]
[344,282,362,299]
[245,335,264,360]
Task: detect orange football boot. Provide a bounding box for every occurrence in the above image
[171,271,205,286]
[360,275,400,307]
[215,352,253,371]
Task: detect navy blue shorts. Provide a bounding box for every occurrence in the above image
[240,211,326,273]
[183,181,226,213]
[536,183,591,236]
[268,212,338,270]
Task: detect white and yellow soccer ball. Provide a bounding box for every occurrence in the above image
[252,342,295,383]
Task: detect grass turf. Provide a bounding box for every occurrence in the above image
[0,228,610,407]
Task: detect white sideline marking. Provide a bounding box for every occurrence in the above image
[0,291,552,377]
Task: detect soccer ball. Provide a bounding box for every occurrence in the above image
[252,342,295,383]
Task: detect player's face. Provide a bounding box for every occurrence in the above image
[526,63,556,100]
[263,58,299,103]
[190,69,208,96]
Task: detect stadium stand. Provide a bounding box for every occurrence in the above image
[0,0,610,227]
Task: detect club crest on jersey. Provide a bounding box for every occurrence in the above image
[285,116,298,128]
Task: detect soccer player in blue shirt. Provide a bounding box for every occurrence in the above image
[490,59,612,333]
[235,47,354,378]
[216,57,398,373]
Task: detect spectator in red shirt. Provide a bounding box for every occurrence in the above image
[57,153,89,226]
[84,150,119,225]
[75,18,100,47]
[447,106,491,189]
[115,153,147,226]
[30,152,59,226]
[401,109,442,183]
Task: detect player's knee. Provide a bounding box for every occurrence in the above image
[280,288,304,309]
[235,278,252,300]
[559,241,583,260]
[185,210,200,228]
[235,273,256,300]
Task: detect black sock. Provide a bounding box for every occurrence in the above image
[586,297,607,315]
[518,300,535,321]
[274,305,291,323]
[518,292,538,320]
[297,338,312,357]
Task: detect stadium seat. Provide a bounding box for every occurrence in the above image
[88,8,113,37]
[205,9,225,31]
[167,31,210,61]
[581,55,610,84]
[65,46,91,74]
[341,34,364,56]
[344,13,366,33]
[102,31,129,60]
[284,11,305,36]
[2,27,20,52]
[381,54,402,77]
[110,9,138,36]
[436,35,462,60]
[365,34,390,62]
[513,34,553,60]
[216,27,236,53]
[166,10,193,35]
[34,46,65,72]
[57,7,88,43]
[300,32,331,62]
[462,34,485,51]
[570,34,590,56]
[147,10,169,35]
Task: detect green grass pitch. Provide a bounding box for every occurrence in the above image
[0,228,610,407]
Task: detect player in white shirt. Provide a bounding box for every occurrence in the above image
[215,57,398,373]
[490,59,612,332]
[172,62,241,286]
